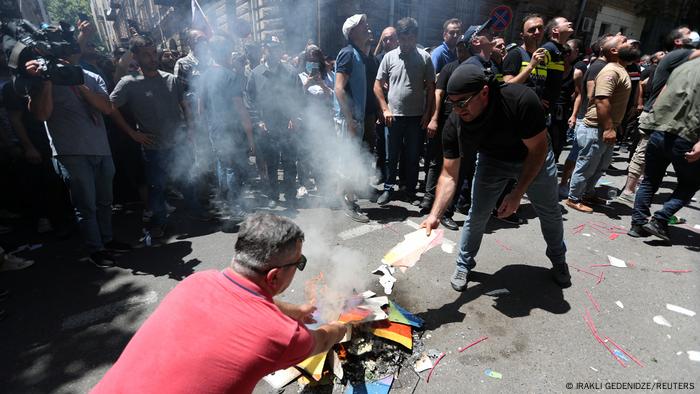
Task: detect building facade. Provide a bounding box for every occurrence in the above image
[89,0,690,57]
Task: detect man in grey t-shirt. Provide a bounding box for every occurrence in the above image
[374,17,435,205]
[110,36,205,238]
[25,59,130,267]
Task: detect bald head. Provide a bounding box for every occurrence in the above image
[601,35,624,58]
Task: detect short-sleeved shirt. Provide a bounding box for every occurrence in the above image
[583,62,632,128]
[91,269,315,394]
[643,48,692,112]
[502,46,548,98]
[640,57,700,143]
[46,69,111,156]
[198,65,244,133]
[576,59,607,119]
[442,83,545,162]
[463,55,502,81]
[541,40,566,105]
[377,47,435,117]
[334,44,367,121]
[431,42,457,74]
[110,70,184,150]
[436,59,462,115]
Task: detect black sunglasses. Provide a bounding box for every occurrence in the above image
[450,91,480,109]
[278,254,307,271]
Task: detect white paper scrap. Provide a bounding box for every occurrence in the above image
[615,301,624,309]
[653,315,672,327]
[608,255,627,268]
[666,304,696,317]
[441,242,454,253]
[414,353,434,372]
[688,351,700,362]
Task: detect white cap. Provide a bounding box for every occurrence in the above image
[342,14,367,40]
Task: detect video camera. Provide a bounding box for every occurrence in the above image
[1,14,84,86]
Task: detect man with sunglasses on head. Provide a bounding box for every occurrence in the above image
[93,213,347,394]
[420,64,571,292]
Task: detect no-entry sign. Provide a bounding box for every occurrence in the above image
[490,5,513,32]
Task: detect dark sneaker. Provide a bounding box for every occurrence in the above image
[377,190,392,206]
[345,207,370,223]
[89,250,115,268]
[551,263,572,288]
[406,193,421,206]
[627,224,650,238]
[440,216,459,231]
[642,218,670,242]
[450,267,469,291]
[492,210,526,225]
[104,240,132,253]
[455,204,470,215]
[419,197,433,214]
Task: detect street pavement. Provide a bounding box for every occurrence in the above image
[2,148,699,394]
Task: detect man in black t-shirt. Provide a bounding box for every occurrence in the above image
[420,65,570,292]
[421,35,471,230]
[502,14,546,95]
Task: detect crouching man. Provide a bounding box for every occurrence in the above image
[92,213,347,393]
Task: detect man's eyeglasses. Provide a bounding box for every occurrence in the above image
[244,254,307,274]
[278,254,307,271]
[450,92,479,109]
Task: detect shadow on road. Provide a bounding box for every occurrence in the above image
[418,264,571,330]
[0,260,149,393]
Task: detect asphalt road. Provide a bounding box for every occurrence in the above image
[2,149,699,394]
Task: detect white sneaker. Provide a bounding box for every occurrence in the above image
[1,254,35,271]
[37,218,53,234]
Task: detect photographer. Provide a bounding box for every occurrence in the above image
[25,51,131,267]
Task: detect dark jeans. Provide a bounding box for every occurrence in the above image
[375,122,386,183]
[142,148,200,226]
[384,116,424,193]
[257,130,298,199]
[458,150,566,270]
[54,155,115,253]
[209,128,248,207]
[632,131,700,225]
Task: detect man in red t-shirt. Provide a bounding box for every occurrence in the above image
[92,213,347,394]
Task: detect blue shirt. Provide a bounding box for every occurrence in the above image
[431,42,457,74]
[334,44,367,122]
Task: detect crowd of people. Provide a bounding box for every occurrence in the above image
[1,10,699,393]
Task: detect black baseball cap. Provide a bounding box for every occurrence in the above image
[463,19,494,46]
[447,64,488,95]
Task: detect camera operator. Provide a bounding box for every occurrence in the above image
[24,53,131,267]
